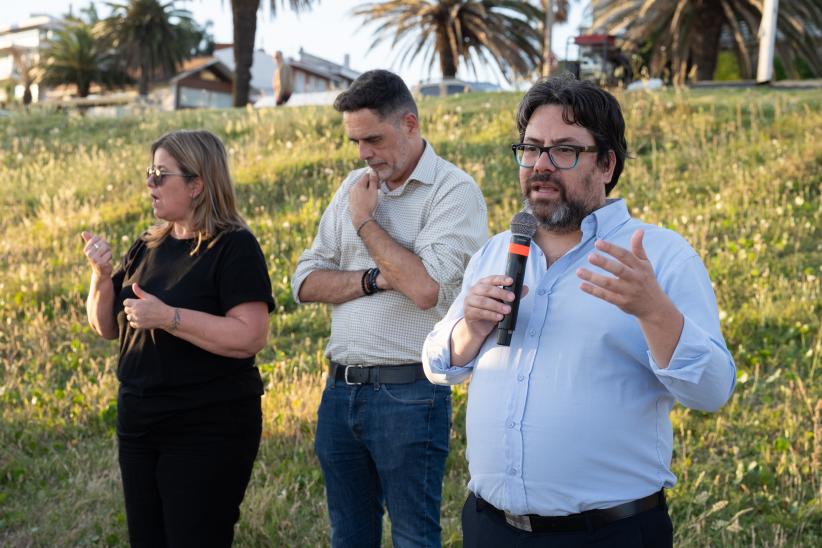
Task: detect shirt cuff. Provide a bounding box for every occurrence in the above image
[648,314,711,384]
[422,315,474,385]
[290,268,311,305]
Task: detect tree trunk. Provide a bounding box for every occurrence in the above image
[231,0,260,107]
[79,78,91,98]
[434,26,457,78]
[138,60,150,98]
[541,0,554,77]
[690,1,725,81]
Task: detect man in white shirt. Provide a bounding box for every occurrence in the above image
[293,69,487,547]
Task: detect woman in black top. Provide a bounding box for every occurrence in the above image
[81,130,274,547]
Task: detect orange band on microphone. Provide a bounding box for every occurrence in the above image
[509,243,530,256]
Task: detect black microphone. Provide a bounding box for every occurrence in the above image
[497,211,538,346]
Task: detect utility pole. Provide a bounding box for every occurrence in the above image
[542,0,554,77]
[756,0,779,83]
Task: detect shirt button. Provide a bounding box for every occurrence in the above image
[510,467,518,475]
[538,289,546,296]
[529,329,536,337]
[517,375,524,382]
[508,421,516,428]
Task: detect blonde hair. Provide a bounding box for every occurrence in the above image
[144,130,247,254]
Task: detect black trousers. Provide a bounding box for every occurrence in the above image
[462,493,673,548]
[118,397,262,548]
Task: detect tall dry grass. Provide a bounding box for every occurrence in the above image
[1,88,820,546]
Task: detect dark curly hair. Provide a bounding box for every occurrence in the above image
[334,69,418,120]
[516,75,628,195]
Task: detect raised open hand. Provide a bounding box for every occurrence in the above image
[81,231,113,278]
[576,229,671,320]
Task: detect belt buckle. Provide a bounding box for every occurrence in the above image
[343,365,363,385]
[504,511,533,532]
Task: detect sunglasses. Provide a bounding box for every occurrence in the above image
[145,166,194,186]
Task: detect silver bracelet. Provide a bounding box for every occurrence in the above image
[169,308,181,332]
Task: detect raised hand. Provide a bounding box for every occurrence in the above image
[123,283,174,331]
[448,275,529,366]
[576,229,671,320]
[577,229,685,368]
[463,275,529,339]
[348,168,380,228]
[81,231,113,278]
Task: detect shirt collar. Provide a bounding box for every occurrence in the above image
[380,140,436,195]
[580,198,631,240]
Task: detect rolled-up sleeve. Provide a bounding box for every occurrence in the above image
[290,185,345,305]
[422,246,486,385]
[415,179,487,308]
[650,254,737,411]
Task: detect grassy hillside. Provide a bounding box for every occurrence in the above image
[1,87,820,546]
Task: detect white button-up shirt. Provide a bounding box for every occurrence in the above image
[293,142,488,365]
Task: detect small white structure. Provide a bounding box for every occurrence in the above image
[289,48,360,93]
[213,45,276,99]
[756,0,780,83]
[168,58,234,110]
[0,15,61,103]
[215,45,360,105]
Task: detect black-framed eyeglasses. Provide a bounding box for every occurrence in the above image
[145,166,194,187]
[511,143,599,170]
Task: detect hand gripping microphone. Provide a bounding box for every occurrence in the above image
[496,211,538,346]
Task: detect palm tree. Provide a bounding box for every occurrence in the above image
[228,0,318,107]
[106,0,196,98]
[353,0,544,82]
[590,0,822,82]
[40,20,131,98]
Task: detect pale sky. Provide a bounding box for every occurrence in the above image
[2,0,590,88]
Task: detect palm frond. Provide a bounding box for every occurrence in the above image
[593,0,822,80]
[353,0,543,81]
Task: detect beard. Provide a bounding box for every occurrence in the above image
[522,172,600,233]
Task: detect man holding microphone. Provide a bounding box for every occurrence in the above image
[423,76,736,546]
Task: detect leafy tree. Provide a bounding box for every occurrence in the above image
[354,0,544,81]
[228,0,318,107]
[0,46,39,105]
[40,18,131,98]
[105,0,196,97]
[591,0,822,82]
[75,2,104,24]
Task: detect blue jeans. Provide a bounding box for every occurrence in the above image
[315,377,451,548]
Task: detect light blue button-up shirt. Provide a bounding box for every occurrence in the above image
[422,199,736,516]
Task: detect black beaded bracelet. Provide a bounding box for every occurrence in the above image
[367,267,383,294]
[361,269,372,295]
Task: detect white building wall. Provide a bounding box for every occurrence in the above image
[213,48,275,98]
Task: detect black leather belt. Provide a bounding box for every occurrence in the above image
[329,361,428,385]
[474,490,665,533]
